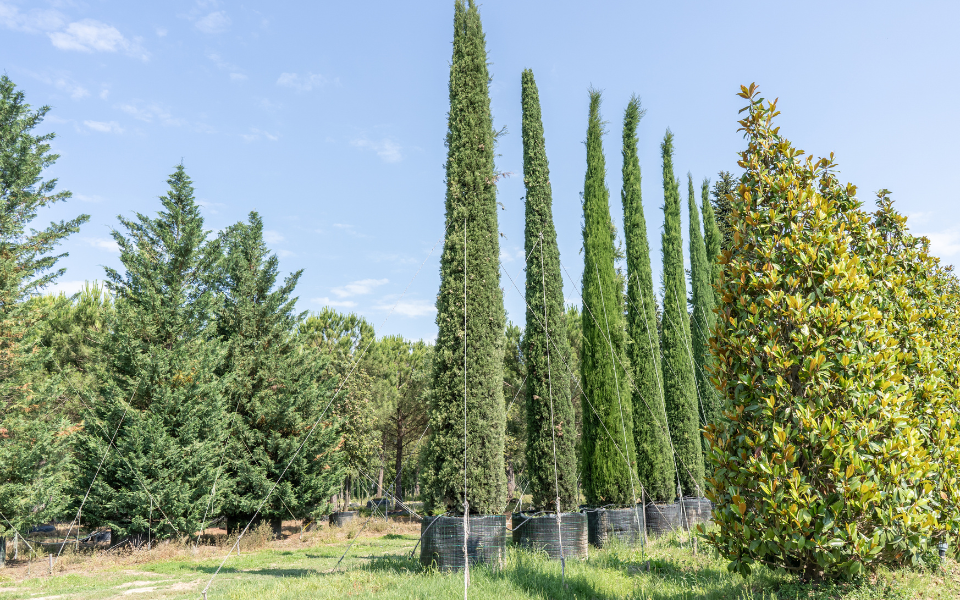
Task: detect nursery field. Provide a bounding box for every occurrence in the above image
[0,521,957,600]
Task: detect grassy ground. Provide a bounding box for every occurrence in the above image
[0,519,957,599]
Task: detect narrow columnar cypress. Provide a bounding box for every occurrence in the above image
[687,174,716,465]
[700,177,722,446]
[621,97,675,503]
[711,171,737,250]
[520,70,578,512]
[580,91,636,507]
[422,0,506,516]
[660,133,704,497]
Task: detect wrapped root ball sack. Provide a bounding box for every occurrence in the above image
[512,512,588,559]
[420,515,506,571]
[586,508,644,548]
[645,502,681,536]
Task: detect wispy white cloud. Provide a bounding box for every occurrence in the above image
[276,249,295,258]
[84,120,123,133]
[0,3,66,33]
[28,72,88,99]
[351,137,402,163]
[74,193,104,203]
[498,247,525,263]
[241,127,279,142]
[99,88,109,100]
[197,200,227,215]
[207,52,245,81]
[919,227,960,259]
[195,10,230,33]
[332,223,368,238]
[155,27,167,37]
[311,297,357,308]
[369,251,418,265]
[83,237,120,253]
[374,297,436,318]
[263,230,284,244]
[276,72,328,91]
[49,19,148,60]
[331,278,389,298]
[118,102,184,126]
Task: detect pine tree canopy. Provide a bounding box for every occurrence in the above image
[659,132,704,498]
[0,75,89,535]
[621,97,675,503]
[422,0,507,516]
[215,212,343,524]
[76,165,228,539]
[580,90,637,507]
[520,69,578,513]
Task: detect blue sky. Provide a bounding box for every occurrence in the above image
[3,0,959,341]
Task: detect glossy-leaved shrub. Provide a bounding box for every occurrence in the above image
[705,84,960,580]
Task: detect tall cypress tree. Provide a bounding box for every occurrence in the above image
[660,134,704,497]
[621,97,674,503]
[215,212,343,529]
[520,69,578,512]
[422,0,506,516]
[580,91,636,507]
[77,165,227,540]
[687,174,716,464]
[711,171,737,250]
[700,178,722,444]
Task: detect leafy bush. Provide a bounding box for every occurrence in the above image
[704,84,960,580]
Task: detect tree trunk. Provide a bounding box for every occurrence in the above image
[394,417,404,504]
[377,466,384,497]
[507,462,516,500]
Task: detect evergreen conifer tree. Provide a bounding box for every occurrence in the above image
[621,98,674,503]
[520,69,578,512]
[0,75,89,537]
[699,178,722,448]
[660,133,704,497]
[76,165,227,540]
[710,171,737,250]
[687,174,718,464]
[422,0,506,515]
[580,91,636,506]
[215,212,343,529]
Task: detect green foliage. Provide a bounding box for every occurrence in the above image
[0,75,89,535]
[422,0,506,515]
[701,178,723,314]
[659,132,704,497]
[621,97,674,503]
[580,90,636,507]
[687,174,720,464]
[215,212,343,524]
[366,335,432,500]
[710,171,737,250]
[503,322,526,499]
[520,69,578,512]
[300,310,379,508]
[706,84,960,580]
[76,165,227,540]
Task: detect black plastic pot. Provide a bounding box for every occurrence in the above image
[681,497,712,530]
[585,507,644,548]
[328,511,358,527]
[645,502,681,536]
[419,514,506,571]
[512,512,588,559]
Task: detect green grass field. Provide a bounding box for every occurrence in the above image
[1,520,957,599]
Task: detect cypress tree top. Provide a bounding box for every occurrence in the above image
[580,90,637,507]
[422,0,506,516]
[621,97,675,503]
[659,133,704,497]
[520,69,578,512]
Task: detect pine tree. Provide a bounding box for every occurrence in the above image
[687,174,717,465]
[0,75,89,537]
[520,69,578,512]
[580,91,636,507]
[711,171,737,250]
[621,98,674,503]
[215,212,343,529]
[422,0,506,515]
[660,133,704,497]
[76,165,227,540]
